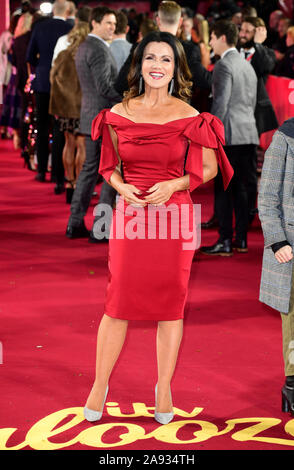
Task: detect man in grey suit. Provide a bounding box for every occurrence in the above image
[258,119,294,415]
[66,6,121,240]
[201,20,259,256]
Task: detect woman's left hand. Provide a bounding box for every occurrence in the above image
[144,181,175,206]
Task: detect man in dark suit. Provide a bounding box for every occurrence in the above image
[26,1,72,182]
[201,20,259,256]
[238,16,278,223]
[66,6,121,240]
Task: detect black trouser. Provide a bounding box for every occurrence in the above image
[68,135,117,230]
[215,144,256,241]
[51,118,65,184]
[35,92,51,175]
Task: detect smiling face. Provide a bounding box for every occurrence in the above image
[209,31,225,56]
[141,41,175,91]
[239,22,255,46]
[92,13,117,41]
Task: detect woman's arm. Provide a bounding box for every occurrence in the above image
[107,125,147,207]
[144,147,218,205]
[202,147,218,183]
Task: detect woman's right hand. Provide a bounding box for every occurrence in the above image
[118,183,147,207]
[275,245,293,263]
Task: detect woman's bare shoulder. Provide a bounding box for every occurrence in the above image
[110,101,136,118]
[172,98,199,118]
[110,103,124,116]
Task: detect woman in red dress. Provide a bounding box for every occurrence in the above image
[83,32,233,424]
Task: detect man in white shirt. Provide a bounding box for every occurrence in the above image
[52,6,92,65]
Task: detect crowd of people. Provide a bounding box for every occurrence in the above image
[0,1,292,220]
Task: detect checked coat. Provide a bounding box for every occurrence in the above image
[258,118,294,313]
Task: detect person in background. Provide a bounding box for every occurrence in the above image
[127,8,139,44]
[66,1,76,27]
[200,20,259,256]
[65,6,121,240]
[274,16,292,60]
[258,118,294,418]
[115,17,158,96]
[202,14,278,231]
[26,1,72,183]
[137,17,158,42]
[0,13,31,150]
[49,20,90,203]
[0,30,13,123]
[52,6,92,64]
[266,9,284,48]
[191,14,211,69]
[238,16,278,224]
[11,11,34,168]
[83,31,232,426]
[110,11,132,72]
[180,15,193,42]
[230,5,242,29]
[275,26,294,78]
[241,5,257,18]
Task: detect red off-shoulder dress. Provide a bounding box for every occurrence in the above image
[91,109,233,321]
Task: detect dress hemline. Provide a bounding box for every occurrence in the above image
[103,311,184,321]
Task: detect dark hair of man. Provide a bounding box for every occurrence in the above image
[123,31,192,104]
[211,19,239,46]
[76,6,92,23]
[243,16,265,28]
[115,10,128,35]
[90,6,116,25]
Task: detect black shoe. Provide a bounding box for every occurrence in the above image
[200,239,233,256]
[54,183,65,195]
[201,214,219,229]
[66,223,90,239]
[35,172,46,182]
[88,231,109,243]
[232,239,248,253]
[282,383,294,416]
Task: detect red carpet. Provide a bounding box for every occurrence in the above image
[1,139,294,451]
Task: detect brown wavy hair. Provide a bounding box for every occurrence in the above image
[123,31,193,105]
[67,21,90,57]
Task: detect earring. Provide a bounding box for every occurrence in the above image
[139,75,143,94]
[169,78,174,95]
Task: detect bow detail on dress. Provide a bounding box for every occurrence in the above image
[91,109,119,182]
[183,113,233,192]
[91,108,108,141]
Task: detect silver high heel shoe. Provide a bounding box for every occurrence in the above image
[154,384,174,425]
[83,385,109,422]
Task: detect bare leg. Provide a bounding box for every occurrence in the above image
[85,314,128,411]
[75,134,86,184]
[156,319,183,412]
[62,131,76,185]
